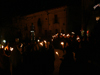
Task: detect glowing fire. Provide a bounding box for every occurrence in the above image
[37,39,40,42]
[66,34,70,37]
[61,42,64,45]
[2,45,4,48]
[10,47,14,51]
[55,51,59,56]
[4,46,9,50]
[40,42,43,46]
[44,40,46,43]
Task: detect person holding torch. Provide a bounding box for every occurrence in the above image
[61,42,64,53]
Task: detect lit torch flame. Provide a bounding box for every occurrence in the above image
[4,46,9,50]
[40,42,43,46]
[76,37,80,40]
[10,47,14,51]
[2,45,4,49]
[37,39,40,42]
[63,34,65,36]
[44,40,46,43]
[72,32,75,34]
[55,51,59,56]
[66,34,69,37]
[61,42,64,45]
[60,33,62,35]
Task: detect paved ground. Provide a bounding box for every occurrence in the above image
[1,49,100,75]
[51,49,100,75]
[50,49,64,75]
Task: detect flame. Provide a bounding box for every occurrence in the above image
[10,47,14,51]
[66,34,70,37]
[40,42,43,46]
[2,45,4,48]
[4,46,9,50]
[63,34,65,36]
[55,51,59,56]
[44,40,46,43]
[60,33,62,35]
[37,39,40,42]
[61,42,64,45]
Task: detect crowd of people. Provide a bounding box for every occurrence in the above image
[0,38,55,75]
[0,32,100,75]
[52,33,100,75]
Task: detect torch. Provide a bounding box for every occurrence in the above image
[61,42,64,49]
[55,51,59,56]
[10,47,14,51]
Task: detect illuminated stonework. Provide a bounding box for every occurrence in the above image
[12,6,68,39]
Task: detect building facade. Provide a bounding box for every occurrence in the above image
[81,0,100,36]
[12,6,68,40]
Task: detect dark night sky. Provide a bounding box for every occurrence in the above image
[1,0,81,18]
[1,0,99,22]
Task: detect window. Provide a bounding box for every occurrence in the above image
[32,23,33,25]
[50,30,52,33]
[24,24,28,31]
[61,30,64,33]
[38,18,42,27]
[45,30,47,36]
[63,23,65,25]
[55,29,58,33]
[54,15,58,23]
[31,23,34,30]
[46,18,47,20]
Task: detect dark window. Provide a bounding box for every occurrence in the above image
[49,30,52,36]
[45,30,47,35]
[25,24,28,31]
[32,23,33,25]
[38,18,42,27]
[61,30,64,33]
[50,30,52,34]
[50,30,52,33]
[31,23,34,30]
[54,15,58,23]
[63,23,65,25]
[15,20,17,23]
[47,13,49,15]
[46,18,47,20]
[55,29,58,33]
